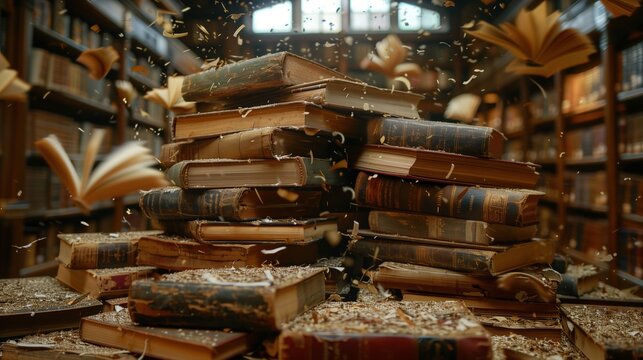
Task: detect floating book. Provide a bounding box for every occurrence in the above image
[144,76,196,115]
[80,311,257,360]
[349,144,540,189]
[76,46,118,80]
[128,267,326,331]
[56,265,156,299]
[359,34,423,79]
[278,301,491,359]
[0,277,102,339]
[166,157,348,189]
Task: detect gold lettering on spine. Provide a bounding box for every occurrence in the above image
[483,192,508,223]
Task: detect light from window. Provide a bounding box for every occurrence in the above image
[301,0,341,33]
[252,1,292,33]
[398,3,441,31]
[350,0,390,31]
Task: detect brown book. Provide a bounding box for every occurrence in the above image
[128,267,326,331]
[172,101,365,142]
[492,334,588,358]
[57,231,161,269]
[279,300,491,359]
[480,316,562,340]
[350,230,555,275]
[371,262,561,303]
[81,311,256,360]
[181,51,349,103]
[354,172,543,226]
[0,277,103,339]
[560,304,643,359]
[368,210,538,244]
[162,218,337,244]
[367,117,504,158]
[102,297,128,312]
[136,235,321,270]
[56,265,156,299]
[349,144,539,189]
[558,263,602,297]
[159,127,341,168]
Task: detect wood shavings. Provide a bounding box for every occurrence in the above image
[380,135,386,144]
[260,246,287,255]
[331,131,345,144]
[562,304,643,350]
[462,74,477,85]
[233,24,245,38]
[331,160,348,170]
[162,30,188,38]
[228,13,246,20]
[12,237,45,250]
[445,163,455,179]
[277,188,300,202]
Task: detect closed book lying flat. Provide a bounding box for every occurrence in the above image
[56,265,156,299]
[81,311,256,360]
[367,117,505,158]
[128,267,326,331]
[140,187,323,221]
[278,300,491,360]
[137,235,321,270]
[57,231,162,269]
[0,277,102,339]
[161,218,337,243]
[166,157,348,189]
[349,144,540,189]
[492,334,586,358]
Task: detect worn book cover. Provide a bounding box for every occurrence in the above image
[56,265,156,299]
[491,334,585,358]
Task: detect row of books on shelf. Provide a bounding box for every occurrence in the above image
[536,172,558,200]
[561,64,605,114]
[528,87,559,121]
[619,111,643,155]
[527,131,557,163]
[565,171,607,210]
[618,228,643,279]
[125,50,163,87]
[565,123,606,161]
[566,216,609,257]
[621,40,643,93]
[621,174,643,216]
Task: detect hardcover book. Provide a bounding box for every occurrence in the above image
[128,267,326,331]
[558,264,601,297]
[56,265,156,299]
[492,334,585,358]
[0,277,102,339]
[278,300,491,360]
[481,316,562,340]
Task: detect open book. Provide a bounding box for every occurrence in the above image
[144,76,196,114]
[34,129,169,213]
[444,93,481,123]
[465,2,596,77]
[76,46,119,80]
[0,52,30,101]
[601,0,640,17]
[360,34,423,79]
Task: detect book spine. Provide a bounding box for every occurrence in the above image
[139,187,246,221]
[279,333,491,360]
[94,269,154,297]
[69,242,138,269]
[165,162,189,188]
[367,118,499,158]
[355,172,535,226]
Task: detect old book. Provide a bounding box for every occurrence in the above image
[162,218,337,243]
[159,127,342,168]
[0,52,31,101]
[560,304,643,359]
[368,210,537,244]
[367,117,503,158]
[128,267,326,331]
[137,235,321,270]
[480,316,562,340]
[34,129,169,213]
[465,2,596,77]
[172,101,365,142]
[57,231,161,269]
[56,265,156,299]
[75,46,118,80]
[359,34,423,79]
[601,0,640,17]
[166,157,348,189]
[491,334,586,358]
[444,94,481,123]
[371,262,561,303]
[81,311,256,360]
[102,297,128,312]
[351,231,555,275]
[144,75,196,114]
[558,263,601,297]
[1,329,135,360]
[354,172,543,226]
[139,187,323,221]
[0,277,102,339]
[181,51,348,103]
[349,144,539,189]
[278,301,491,359]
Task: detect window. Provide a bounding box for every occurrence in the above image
[397,3,442,31]
[301,0,342,33]
[350,0,390,31]
[252,1,292,33]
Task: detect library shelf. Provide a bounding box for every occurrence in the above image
[565,156,607,167]
[617,87,643,103]
[29,85,118,121]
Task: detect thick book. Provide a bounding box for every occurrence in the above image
[278,300,491,360]
[481,316,562,340]
[166,157,348,189]
[0,277,103,339]
[368,210,537,244]
[355,172,543,226]
[137,235,321,270]
[162,218,337,243]
[159,127,341,168]
[558,263,601,297]
[367,117,504,158]
[140,187,323,221]
[56,265,156,299]
[181,51,348,103]
[560,304,643,360]
[128,267,326,331]
[81,311,256,360]
[57,231,161,269]
[371,262,561,303]
[349,144,539,189]
[491,334,587,358]
[350,231,555,275]
[172,101,365,142]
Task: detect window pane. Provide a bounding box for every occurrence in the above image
[302,0,340,13]
[351,0,390,12]
[398,3,421,30]
[301,0,342,33]
[350,12,369,31]
[350,0,390,31]
[421,9,441,29]
[252,1,292,33]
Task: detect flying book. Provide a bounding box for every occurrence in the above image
[444,93,481,123]
[144,76,196,115]
[76,46,119,80]
[34,129,169,213]
[0,52,30,101]
[128,267,326,331]
[279,300,491,359]
[465,2,596,77]
[56,265,156,299]
[359,34,423,79]
[601,0,640,17]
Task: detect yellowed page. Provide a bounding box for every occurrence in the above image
[82,168,168,205]
[34,135,80,198]
[80,128,106,192]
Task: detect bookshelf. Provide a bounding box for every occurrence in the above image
[0,0,201,277]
